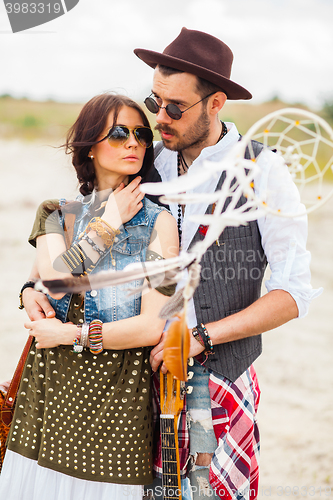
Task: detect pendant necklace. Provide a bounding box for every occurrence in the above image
[176,121,228,246]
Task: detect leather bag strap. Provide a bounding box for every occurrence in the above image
[1,335,33,426]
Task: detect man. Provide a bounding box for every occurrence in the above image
[133,28,321,500]
[22,28,320,500]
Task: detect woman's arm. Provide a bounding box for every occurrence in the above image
[26,210,179,349]
[35,178,145,297]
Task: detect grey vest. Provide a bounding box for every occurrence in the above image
[191,140,267,381]
[149,140,267,382]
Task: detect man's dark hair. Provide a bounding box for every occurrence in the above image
[157,64,225,99]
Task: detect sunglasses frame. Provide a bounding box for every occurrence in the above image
[98,125,153,148]
[144,91,216,120]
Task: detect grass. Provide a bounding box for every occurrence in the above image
[0,97,83,141]
[0,98,332,182]
[1,95,329,142]
[1,95,331,181]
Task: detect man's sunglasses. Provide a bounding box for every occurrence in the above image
[98,125,154,148]
[144,92,216,120]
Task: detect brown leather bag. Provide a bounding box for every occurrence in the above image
[0,210,76,471]
[0,335,33,470]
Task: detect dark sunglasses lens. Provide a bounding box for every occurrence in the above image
[165,104,182,120]
[135,128,153,148]
[144,97,159,114]
[107,126,129,147]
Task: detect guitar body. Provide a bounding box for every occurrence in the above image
[160,371,185,500]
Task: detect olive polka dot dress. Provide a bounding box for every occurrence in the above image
[6,341,153,487]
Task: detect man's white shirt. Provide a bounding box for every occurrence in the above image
[152,122,322,326]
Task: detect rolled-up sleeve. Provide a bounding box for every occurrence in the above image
[255,149,322,318]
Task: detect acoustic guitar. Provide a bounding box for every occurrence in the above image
[159,311,192,499]
[160,371,185,500]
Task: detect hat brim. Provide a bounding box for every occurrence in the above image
[134,48,252,101]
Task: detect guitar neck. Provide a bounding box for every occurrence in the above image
[161,415,182,500]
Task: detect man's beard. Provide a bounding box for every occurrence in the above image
[155,106,211,153]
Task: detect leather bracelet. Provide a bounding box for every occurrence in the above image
[191,326,205,348]
[196,323,214,355]
[60,243,95,276]
[18,281,36,310]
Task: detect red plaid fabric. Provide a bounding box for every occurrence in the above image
[152,365,260,500]
[208,365,261,500]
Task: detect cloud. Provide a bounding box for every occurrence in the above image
[0,0,332,108]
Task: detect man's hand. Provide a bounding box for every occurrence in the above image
[150,331,167,373]
[22,287,55,320]
[150,329,205,373]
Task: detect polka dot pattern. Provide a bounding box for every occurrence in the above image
[7,343,153,484]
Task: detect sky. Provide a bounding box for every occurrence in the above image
[0,0,332,109]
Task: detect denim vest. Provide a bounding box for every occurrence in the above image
[48,194,164,324]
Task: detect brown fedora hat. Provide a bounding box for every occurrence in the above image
[134,27,252,100]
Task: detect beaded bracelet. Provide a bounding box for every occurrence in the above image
[72,323,90,353]
[72,326,83,353]
[196,323,214,355]
[81,233,105,257]
[89,319,103,355]
[18,280,36,310]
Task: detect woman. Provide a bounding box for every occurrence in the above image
[0,93,178,500]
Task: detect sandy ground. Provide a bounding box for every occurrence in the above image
[0,139,332,498]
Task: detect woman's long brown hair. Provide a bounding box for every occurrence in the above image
[65,93,154,196]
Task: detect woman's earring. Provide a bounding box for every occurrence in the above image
[90,155,94,159]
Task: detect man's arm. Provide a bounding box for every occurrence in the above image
[150,289,298,372]
[22,259,56,320]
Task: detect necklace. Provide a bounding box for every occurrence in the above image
[217,121,228,143]
[177,153,184,245]
[176,121,228,245]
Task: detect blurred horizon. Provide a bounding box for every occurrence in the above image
[1,93,333,143]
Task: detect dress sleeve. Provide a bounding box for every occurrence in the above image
[28,199,63,248]
[146,249,176,296]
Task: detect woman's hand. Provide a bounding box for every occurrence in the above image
[102,176,145,229]
[24,317,76,349]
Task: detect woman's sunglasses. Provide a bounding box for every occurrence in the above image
[99,125,154,148]
[144,92,216,120]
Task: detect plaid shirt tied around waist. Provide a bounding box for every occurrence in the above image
[152,364,261,500]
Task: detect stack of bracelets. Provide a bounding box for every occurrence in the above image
[60,217,120,277]
[192,322,214,359]
[73,320,104,354]
[80,217,120,267]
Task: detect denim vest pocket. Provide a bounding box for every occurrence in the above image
[113,236,143,256]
